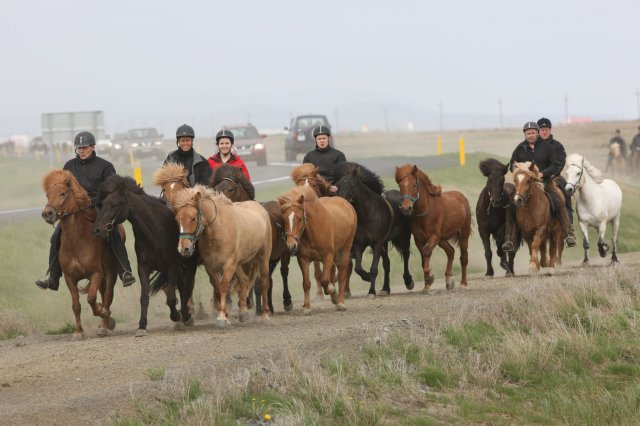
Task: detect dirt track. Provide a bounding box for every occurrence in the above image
[1,254,636,425]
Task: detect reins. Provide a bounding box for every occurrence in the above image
[44,182,94,224]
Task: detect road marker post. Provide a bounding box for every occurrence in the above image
[459,136,466,166]
[134,162,143,186]
[437,134,442,156]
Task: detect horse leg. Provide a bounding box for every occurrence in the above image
[459,229,470,287]
[280,253,293,312]
[610,215,621,264]
[99,268,117,335]
[480,231,494,277]
[297,256,312,314]
[597,221,609,258]
[539,238,549,268]
[65,276,84,340]
[400,237,414,290]
[320,253,336,299]
[380,243,392,296]
[257,253,271,320]
[135,264,151,336]
[213,263,233,328]
[529,230,544,274]
[547,230,558,275]
[367,244,384,299]
[313,260,324,301]
[419,235,440,292]
[438,240,456,290]
[353,244,371,282]
[334,249,351,311]
[235,267,251,323]
[343,261,350,299]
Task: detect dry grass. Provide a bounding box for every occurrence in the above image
[0,309,34,339]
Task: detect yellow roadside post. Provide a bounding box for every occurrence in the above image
[436,134,442,156]
[133,162,143,186]
[129,150,135,168]
[459,136,466,166]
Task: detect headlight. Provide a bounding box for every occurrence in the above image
[154,141,163,146]
[130,142,139,148]
[297,135,306,141]
[254,143,264,150]
[114,143,122,150]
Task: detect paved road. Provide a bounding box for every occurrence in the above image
[0,156,454,223]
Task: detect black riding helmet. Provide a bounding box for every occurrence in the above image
[215,129,234,145]
[176,124,195,139]
[522,122,539,132]
[537,117,552,128]
[74,131,96,147]
[312,125,331,138]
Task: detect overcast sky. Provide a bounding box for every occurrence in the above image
[1,0,639,136]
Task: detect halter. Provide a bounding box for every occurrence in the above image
[284,203,307,244]
[178,198,218,243]
[564,158,585,193]
[397,174,433,217]
[44,182,93,222]
[221,177,238,186]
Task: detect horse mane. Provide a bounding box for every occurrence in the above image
[291,163,332,195]
[331,162,385,194]
[43,169,91,209]
[100,174,145,199]
[172,184,232,212]
[278,184,318,208]
[512,162,544,189]
[210,164,255,200]
[414,167,442,196]
[478,158,508,177]
[153,162,189,188]
[565,153,605,184]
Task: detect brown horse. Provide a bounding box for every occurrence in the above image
[41,170,119,339]
[173,185,272,328]
[395,164,472,290]
[512,162,563,274]
[608,143,626,179]
[153,162,189,204]
[277,184,357,313]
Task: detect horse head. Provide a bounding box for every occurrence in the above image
[512,162,541,207]
[292,163,332,196]
[479,159,509,208]
[41,170,90,225]
[173,188,206,258]
[92,175,132,239]
[564,153,584,196]
[395,164,420,216]
[334,167,360,204]
[277,186,314,255]
[153,163,189,204]
[212,164,253,202]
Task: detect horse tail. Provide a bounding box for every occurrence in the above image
[149,272,168,296]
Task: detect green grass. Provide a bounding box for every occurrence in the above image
[44,321,74,335]
[145,367,165,381]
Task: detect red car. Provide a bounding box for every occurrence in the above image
[222,124,268,166]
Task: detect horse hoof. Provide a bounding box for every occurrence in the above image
[460,282,468,287]
[284,302,293,312]
[445,279,455,290]
[367,293,376,299]
[170,311,182,322]
[405,280,414,291]
[422,285,431,293]
[425,274,435,285]
[303,308,312,316]
[96,327,108,337]
[239,312,250,323]
[330,291,338,305]
[183,316,195,327]
[485,272,494,277]
[379,290,390,297]
[73,332,85,341]
[505,272,514,277]
[325,283,335,295]
[336,303,347,312]
[215,319,230,329]
[135,329,148,337]
[545,268,555,276]
[174,322,185,331]
[107,318,116,331]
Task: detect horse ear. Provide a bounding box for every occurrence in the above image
[351,167,359,177]
[411,165,418,175]
[296,194,305,204]
[313,166,320,176]
[502,163,509,175]
[276,196,285,205]
[194,191,202,204]
[528,162,536,172]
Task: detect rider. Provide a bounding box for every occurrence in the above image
[302,125,346,192]
[501,121,576,252]
[163,124,212,186]
[208,129,251,181]
[35,131,136,290]
[630,126,640,157]
[606,129,628,171]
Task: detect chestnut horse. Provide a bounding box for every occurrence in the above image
[173,185,272,328]
[41,170,119,339]
[512,162,564,274]
[210,164,293,314]
[395,164,471,290]
[277,184,357,313]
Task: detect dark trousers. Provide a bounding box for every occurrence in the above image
[46,225,132,279]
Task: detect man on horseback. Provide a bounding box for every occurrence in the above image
[35,131,136,290]
[629,126,640,169]
[605,129,628,172]
[502,121,576,252]
[302,125,346,192]
[208,129,251,182]
[163,124,212,187]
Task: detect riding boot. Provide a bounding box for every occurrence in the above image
[501,203,517,252]
[109,230,136,287]
[560,204,576,247]
[35,225,62,291]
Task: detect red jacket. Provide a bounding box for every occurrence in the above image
[207,153,251,181]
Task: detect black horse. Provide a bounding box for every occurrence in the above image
[92,175,198,336]
[210,164,293,315]
[331,162,414,297]
[476,158,521,276]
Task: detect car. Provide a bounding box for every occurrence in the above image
[284,114,332,162]
[221,123,268,166]
[111,128,166,163]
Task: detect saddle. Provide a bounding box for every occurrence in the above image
[543,178,563,215]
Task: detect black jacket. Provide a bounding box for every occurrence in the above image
[540,135,566,177]
[164,149,212,187]
[63,152,116,206]
[302,146,346,182]
[631,133,640,152]
[509,139,560,180]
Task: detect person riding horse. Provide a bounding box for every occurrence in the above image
[605,129,628,173]
[35,131,136,290]
[629,126,640,170]
[502,121,576,252]
[163,124,212,188]
[302,125,346,193]
[208,129,251,181]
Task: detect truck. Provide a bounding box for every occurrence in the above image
[41,110,106,154]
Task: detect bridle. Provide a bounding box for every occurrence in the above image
[284,203,307,244]
[564,159,585,194]
[397,174,432,217]
[44,182,92,222]
[178,198,218,243]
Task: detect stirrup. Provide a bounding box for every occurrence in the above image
[122,271,136,287]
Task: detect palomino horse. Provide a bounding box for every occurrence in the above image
[395,164,471,290]
[173,185,272,328]
[476,158,520,276]
[92,175,199,336]
[608,142,626,179]
[210,164,293,314]
[277,184,357,312]
[564,153,622,265]
[331,162,415,297]
[41,170,119,339]
[512,162,564,274]
[290,163,339,299]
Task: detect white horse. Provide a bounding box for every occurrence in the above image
[564,153,622,265]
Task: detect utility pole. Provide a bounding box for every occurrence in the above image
[383,107,389,132]
[498,97,503,129]
[564,94,569,124]
[438,101,444,132]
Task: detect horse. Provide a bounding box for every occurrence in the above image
[92,175,199,336]
[153,162,189,204]
[41,170,118,340]
[512,162,564,274]
[476,158,520,276]
[608,142,626,179]
[331,162,414,297]
[173,185,272,328]
[395,164,471,290]
[210,164,293,315]
[564,153,622,265]
[277,184,357,313]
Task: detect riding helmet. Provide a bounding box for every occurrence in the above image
[522,122,539,132]
[74,131,96,147]
[312,125,331,138]
[537,117,552,128]
[215,129,234,144]
[176,124,195,139]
